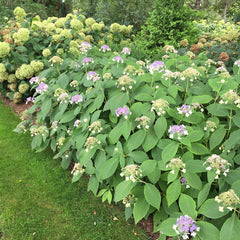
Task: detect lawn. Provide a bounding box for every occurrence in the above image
[0,101,147,240]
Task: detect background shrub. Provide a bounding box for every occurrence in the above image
[134,0,201,58]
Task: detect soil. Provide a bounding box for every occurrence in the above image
[0,95,32,115]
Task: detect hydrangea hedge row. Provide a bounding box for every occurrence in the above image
[15,39,240,239]
[0,7,132,103]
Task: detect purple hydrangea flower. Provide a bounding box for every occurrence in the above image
[173,215,200,239]
[86,71,100,82]
[25,97,35,104]
[168,125,188,139]
[121,47,131,55]
[82,57,94,65]
[148,61,165,74]
[177,104,193,117]
[70,94,83,104]
[115,106,131,119]
[29,76,40,85]
[100,45,111,52]
[113,56,124,63]
[36,82,48,94]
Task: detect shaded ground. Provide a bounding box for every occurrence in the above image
[0,101,148,240]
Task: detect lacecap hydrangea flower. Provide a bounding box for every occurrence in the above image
[151,99,169,116]
[116,75,135,91]
[166,158,186,174]
[120,164,142,182]
[204,154,231,179]
[100,45,111,52]
[115,106,131,119]
[36,82,48,94]
[173,215,200,239]
[70,94,84,104]
[135,116,151,129]
[177,104,193,117]
[168,125,188,139]
[86,71,100,82]
[148,61,164,74]
[113,56,124,63]
[88,121,103,134]
[215,189,240,212]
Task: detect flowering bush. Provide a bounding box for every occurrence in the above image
[15,41,240,238]
[0,7,133,102]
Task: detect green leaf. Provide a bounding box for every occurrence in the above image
[144,183,161,209]
[154,116,167,139]
[140,160,157,176]
[197,221,220,240]
[198,199,229,219]
[189,95,213,104]
[104,93,129,111]
[162,142,179,163]
[185,172,202,190]
[166,179,181,206]
[156,218,178,237]
[134,93,153,101]
[126,130,146,152]
[232,180,240,196]
[207,104,229,117]
[129,151,148,163]
[121,120,132,140]
[209,127,226,150]
[188,130,204,142]
[60,110,75,123]
[114,181,135,202]
[142,132,158,152]
[189,143,210,155]
[179,194,197,218]
[197,183,211,207]
[72,172,83,183]
[220,213,240,240]
[87,176,99,196]
[133,198,150,224]
[98,157,119,180]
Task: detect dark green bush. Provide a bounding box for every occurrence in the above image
[72,0,154,31]
[135,0,200,58]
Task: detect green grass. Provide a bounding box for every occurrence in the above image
[0,101,147,240]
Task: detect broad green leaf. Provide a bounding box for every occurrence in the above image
[185,172,202,190]
[133,198,150,224]
[166,179,181,206]
[189,95,213,104]
[156,218,178,236]
[104,93,129,111]
[126,130,146,152]
[197,183,211,207]
[189,143,210,155]
[87,176,99,195]
[114,181,135,202]
[154,116,167,139]
[142,132,158,152]
[188,130,204,142]
[98,157,119,180]
[179,194,197,218]
[144,183,161,209]
[198,199,229,219]
[162,142,179,163]
[60,110,75,123]
[140,160,157,176]
[134,93,153,101]
[220,213,240,240]
[197,221,220,240]
[129,151,148,163]
[209,127,226,150]
[207,104,229,117]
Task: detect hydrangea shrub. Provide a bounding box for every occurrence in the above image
[0,7,133,102]
[15,42,240,239]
